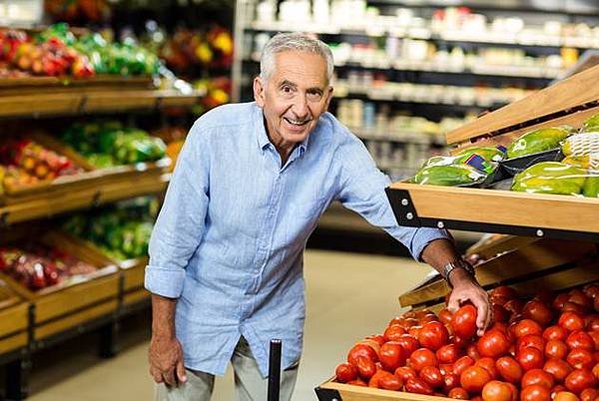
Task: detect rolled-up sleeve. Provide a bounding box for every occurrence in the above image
[335,134,450,260]
[145,122,210,298]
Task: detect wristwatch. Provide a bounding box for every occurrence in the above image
[442,259,475,288]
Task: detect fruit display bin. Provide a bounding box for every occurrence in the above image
[0,227,119,343]
[316,380,452,401]
[0,279,28,356]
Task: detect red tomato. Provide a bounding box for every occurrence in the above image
[335,363,358,383]
[368,369,387,388]
[394,366,417,382]
[443,372,460,393]
[476,357,499,380]
[545,340,568,360]
[409,348,437,372]
[587,331,599,351]
[439,363,453,376]
[491,286,519,304]
[514,319,543,339]
[379,341,406,372]
[523,300,554,327]
[518,335,546,353]
[592,363,599,381]
[553,391,580,401]
[579,388,598,401]
[504,299,525,316]
[563,302,588,316]
[449,387,470,399]
[452,305,478,340]
[567,349,595,370]
[559,312,586,332]
[568,290,592,310]
[506,382,519,401]
[418,321,450,351]
[554,294,571,312]
[365,334,386,346]
[521,384,551,401]
[348,343,378,365]
[439,308,454,326]
[492,304,510,324]
[419,366,443,388]
[517,347,545,371]
[481,380,514,401]
[437,344,461,364]
[397,335,419,356]
[565,369,597,395]
[586,316,599,332]
[409,326,422,338]
[397,317,419,330]
[379,374,403,391]
[389,316,403,326]
[347,379,367,387]
[522,368,555,388]
[544,326,568,342]
[460,366,492,393]
[453,355,476,376]
[355,356,377,380]
[477,330,510,359]
[496,356,523,384]
[583,284,599,300]
[405,377,434,395]
[543,358,573,383]
[567,331,595,351]
[468,343,482,361]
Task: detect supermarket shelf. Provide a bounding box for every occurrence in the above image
[0,173,170,226]
[386,182,599,242]
[0,89,205,119]
[248,21,599,50]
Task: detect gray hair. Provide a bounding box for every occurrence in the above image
[260,32,334,84]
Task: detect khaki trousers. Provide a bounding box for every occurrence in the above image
[155,337,299,401]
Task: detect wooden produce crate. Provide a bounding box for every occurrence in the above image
[386,65,599,242]
[0,280,29,355]
[316,379,452,401]
[0,228,119,342]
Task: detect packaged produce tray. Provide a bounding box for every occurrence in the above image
[0,279,28,355]
[0,227,119,341]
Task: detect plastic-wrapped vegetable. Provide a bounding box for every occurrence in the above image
[413,164,487,186]
[583,174,599,198]
[507,127,572,159]
[512,162,587,196]
[581,114,599,133]
[562,132,599,157]
[455,146,506,163]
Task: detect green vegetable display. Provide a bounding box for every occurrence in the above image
[413,164,486,186]
[583,175,599,198]
[512,162,587,196]
[61,121,167,167]
[582,113,599,133]
[507,127,571,159]
[455,146,506,163]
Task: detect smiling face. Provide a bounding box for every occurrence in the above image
[253,51,333,155]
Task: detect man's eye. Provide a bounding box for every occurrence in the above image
[282,86,292,93]
[307,92,322,101]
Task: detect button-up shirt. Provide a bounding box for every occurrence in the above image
[145,102,450,377]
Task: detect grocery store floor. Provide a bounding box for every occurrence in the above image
[25,250,433,401]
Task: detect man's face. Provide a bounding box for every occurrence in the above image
[253,51,333,148]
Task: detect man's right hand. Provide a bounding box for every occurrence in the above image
[149,334,187,386]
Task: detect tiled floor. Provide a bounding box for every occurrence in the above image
[24,250,432,401]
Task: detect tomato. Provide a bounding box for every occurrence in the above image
[405,377,434,395]
[453,355,476,376]
[545,340,568,360]
[543,358,572,383]
[522,368,555,388]
[368,369,387,388]
[493,304,510,324]
[567,331,595,352]
[521,384,551,401]
[563,302,588,316]
[461,365,492,393]
[397,317,419,330]
[477,330,510,359]
[365,334,386,346]
[476,357,499,380]
[335,363,358,383]
[439,363,453,376]
[439,308,454,326]
[523,300,554,327]
[583,284,599,300]
[355,356,377,380]
[565,369,597,395]
[409,326,422,338]
[357,339,381,355]
[514,319,544,339]
[437,344,461,364]
[443,372,460,393]
[504,299,525,316]
[587,331,599,352]
[419,366,443,388]
[506,382,519,401]
[347,379,367,387]
[449,387,470,399]
[374,371,403,391]
[491,286,519,304]
[418,321,450,351]
[592,363,599,381]
[553,391,580,401]
[378,341,406,372]
[579,388,598,401]
[481,380,514,401]
[554,294,571,312]
[409,348,437,372]
[468,343,482,361]
[543,326,568,341]
[567,349,595,370]
[517,347,545,371]
[496,356,523,384]
[568,290,592,310]
[452,305,478,340]
[348,343,378,365]
[395,366,417,382]
[586,316,599,332]
[518,335,546,353]
[559,312,586,332]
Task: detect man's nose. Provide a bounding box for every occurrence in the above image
[291,95,309,119]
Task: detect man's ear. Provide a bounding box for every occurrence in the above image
[253,77,265,107]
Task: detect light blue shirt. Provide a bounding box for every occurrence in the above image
[145,102,450,377]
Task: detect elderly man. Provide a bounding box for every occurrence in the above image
[146,32,490,401]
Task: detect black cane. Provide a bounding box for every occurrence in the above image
[268,339,282,401]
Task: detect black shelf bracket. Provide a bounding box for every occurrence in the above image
[385,187,421,228]
[314,387,342,401]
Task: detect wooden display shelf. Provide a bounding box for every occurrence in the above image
[0,282,28,355]
[316,379,452,401]
[0,172,169,225]
[0,75,153,91]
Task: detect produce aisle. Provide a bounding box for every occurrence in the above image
[22,250,430,401]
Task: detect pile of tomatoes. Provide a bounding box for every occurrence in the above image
[334,284,599,401]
